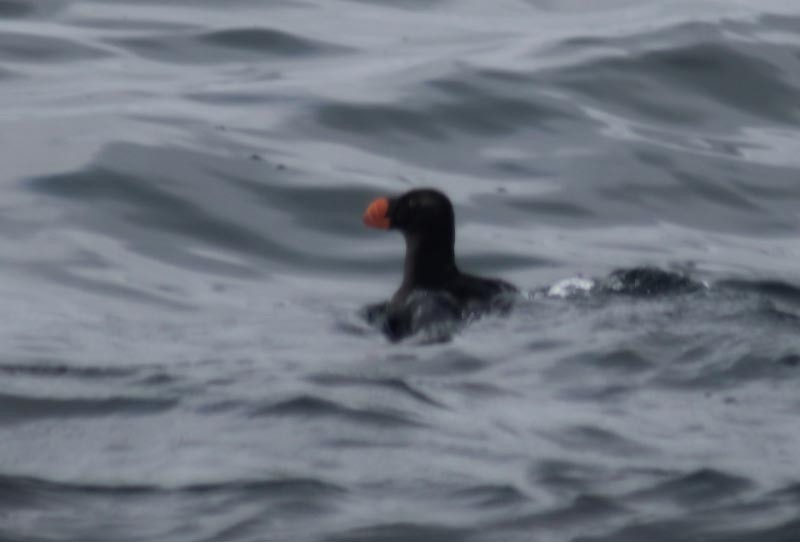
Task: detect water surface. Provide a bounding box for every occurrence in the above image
[1,1,800,540]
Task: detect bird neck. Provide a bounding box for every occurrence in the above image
[401,232,458,289]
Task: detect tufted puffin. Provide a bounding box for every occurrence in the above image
[363,188,516,340]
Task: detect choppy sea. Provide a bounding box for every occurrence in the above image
[2,1,800,541]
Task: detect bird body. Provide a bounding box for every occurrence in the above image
[363,189,515,340]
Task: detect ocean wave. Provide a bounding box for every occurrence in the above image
[0,392,177,425]
[110,27,351,64]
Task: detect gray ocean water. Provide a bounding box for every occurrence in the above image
[2,1,800,541]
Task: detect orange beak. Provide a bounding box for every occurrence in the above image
[363,197,391,229]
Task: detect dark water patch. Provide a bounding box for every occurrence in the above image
[493,493,626,530]
[449,381,515,399]
[0,66,18,79]
[0,473,344,498]
[0,392,177,425]
[560,384,635,403]
[0,362,136,379]
[671,170,760,211]
[673,341,715,364]
[552,35,800,126]
[633,150,784,213]
[576,511,800,542]
[531,460,653,497]
[488,158,547,177]
[755,302,800,326]
[326,523,469,542]
[72,17,202,32]
[548,348,653,379]
[572,517,695,542]
[27,145,410,276]
[722,282,800,329]
[250,395,424,428]
[473,190,604,229]
[0,473,344,542]
[307,373,445,408]
[761,13,800,34]
[645,43,799,123]
[29,262,194,311]
[602,147,800,235]
[718,518,800,542]
[628,468,753,508]
[776,352,800,367]
[476,126,799,235]
[0,31,108,62]
[194,399,244,415]
[316,102,447,140]
[412,348,493,375]
[732,175,800,200]
[316,89,568,140]
[323,437,407,450]
[136,372,181,386]
[30,166,196,207]
[541,425,652,456]
[29,166,301,272]
[332,318,376,338]
[0,0,32,17]
[771,481,800,501]
[304,66,575,178]
[185,91,284,106]
[0,475,43,509]
[432,66,538,93]
[544,347,651,402]
[174,478,345,497]
[201,28,344,55]
[507,198,596,220]
[525,338,570,351]
[555,154,798,235]
[112,27,348,64]
[450,484,530,508]
[584,348,651,372]
[656,351,800,390]
[226,173,380,237]
[554,62,706,126]
[430,94,567,137]
[717,279,800,305]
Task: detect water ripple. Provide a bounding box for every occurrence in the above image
[112,27,351,64]
[0,392,177,425]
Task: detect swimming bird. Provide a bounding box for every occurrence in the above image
[363,188,516,340]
